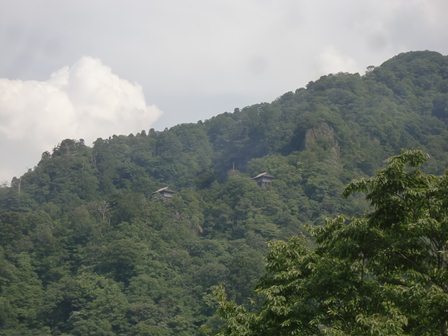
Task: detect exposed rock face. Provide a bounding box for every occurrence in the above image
[304,122,340,158]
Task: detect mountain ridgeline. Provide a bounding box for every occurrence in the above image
[1,51,448,335]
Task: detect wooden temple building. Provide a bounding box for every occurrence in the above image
[153,186,176,199]
[252,172,274,187]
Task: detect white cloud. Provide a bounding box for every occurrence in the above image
[0,1,447,182]
[0,56,162,183]
[1,1,447,128]
[318,46,361,76]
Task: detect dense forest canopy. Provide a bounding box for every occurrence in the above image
[1,50,448,335]
[213,150,448,335]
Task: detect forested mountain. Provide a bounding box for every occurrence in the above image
[1,50,448,335]
[214,150,448,335]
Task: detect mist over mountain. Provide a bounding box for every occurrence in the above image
[1,50,448,335]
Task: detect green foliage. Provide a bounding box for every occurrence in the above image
[44,273,129,335]
[213,150,448,335]
[1,51,448,335]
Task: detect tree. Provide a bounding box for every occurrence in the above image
[43,272,129,335]
[213,150,448,335]
[0,252,49,334]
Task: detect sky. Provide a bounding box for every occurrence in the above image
[0,0,447,183]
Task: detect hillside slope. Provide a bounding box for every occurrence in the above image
[0,50,447,335]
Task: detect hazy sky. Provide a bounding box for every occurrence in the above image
[0,0,447,182]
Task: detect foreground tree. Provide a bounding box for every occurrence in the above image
[213,150,448,335]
